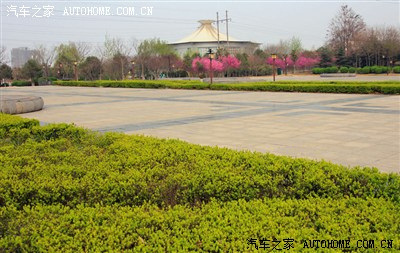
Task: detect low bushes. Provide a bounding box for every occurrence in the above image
[1,114,399,251]
[11,80,32,86]
[54,79,208,90]
[393,66,400,73]
[210,81,400,94]
[1,198,399,252]
[54,80,400,94]
[312,66,394,74]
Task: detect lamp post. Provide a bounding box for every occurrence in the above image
[208,48,215,85]
[271,53,277,82]
[73,61,78,81]
[58,63,63,79]
[131,60,135,80]
[42,64,47,80]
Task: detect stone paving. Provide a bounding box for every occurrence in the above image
[1,86,399,173]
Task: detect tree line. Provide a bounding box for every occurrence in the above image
[1,5,399,83]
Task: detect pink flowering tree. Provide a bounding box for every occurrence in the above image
[192,57,224,78]
[220,55,241,76]
[266,56,293,74]
[294,55,320,72]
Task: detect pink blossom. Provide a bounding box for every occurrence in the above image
[294,56,319,68]
[220,55,241,70]
[266,57,293,69]
[192,57,225,73]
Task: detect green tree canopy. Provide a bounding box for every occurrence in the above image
[21,59,42,82]
[0,63,13,80]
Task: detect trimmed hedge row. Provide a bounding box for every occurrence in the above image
[210,82,400,94]
[313,66,396,74]
[53,80,400,94]
[10,81,33,87]
[0,114,39,132]
[1,114,399,251]
[1,115,399,209]
[53,80,208,89]
[1,198,399,252]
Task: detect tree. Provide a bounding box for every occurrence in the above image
[327,5,366,57]
[0,46,7,64]
[317,46,334,67]
[55,43,83,79]
[379,26,400,67]
[136,38,177,79]
[294,55,319,72]
[21,59,42,84]
[34,44,55,79]
[101,35,133,80]
[80,56,102,80]
[265,40,292,75]
[220,55,241,76]
[235,53,250,76]
[192,57,224,78]
[247,51,268,76]
[183,51,200,77]
[352,26,400,67]
[289,37,303,73]
[0,63,13,81]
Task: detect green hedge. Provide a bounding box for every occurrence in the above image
[1,114,399,251]
[356,66,390,74]
[0,117,399,209]
[313,66,395,75]
[1,198,399,252]
[11,80,33,87]
[54,80,400,94]
[54,80,209,90]
[210,81,400,94]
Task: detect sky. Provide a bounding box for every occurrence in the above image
[1,0,399,59]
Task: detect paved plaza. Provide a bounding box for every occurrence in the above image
[1,85,399,173]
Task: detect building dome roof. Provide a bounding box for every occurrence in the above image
[173,20,239,44]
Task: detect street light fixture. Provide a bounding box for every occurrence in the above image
[271,53,277,82]
[73,61,78,81]
[58,63,63,79]
[208,48,215,85]
[131,60,135,80]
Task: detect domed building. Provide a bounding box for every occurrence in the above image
[169,20,259,56]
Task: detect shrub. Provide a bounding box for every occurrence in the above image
[339,66,349,73]
[1,116,399,209]
[11,80,32,86]
[326,66,339,73]
[360,66,371,74]
[393,66,400,73]
[348,67,356,73]
[1,114,400,251]
[312,68,323,74]
[53,80,400,94]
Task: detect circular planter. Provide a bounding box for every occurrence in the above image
[0,95,44,114]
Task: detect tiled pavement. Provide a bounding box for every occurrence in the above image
[1,86,399,173]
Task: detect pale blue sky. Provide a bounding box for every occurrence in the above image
[1,0,399,57]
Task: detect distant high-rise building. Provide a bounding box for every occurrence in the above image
[11,47,38,68]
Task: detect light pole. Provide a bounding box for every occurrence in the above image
[73,61,78,81]
[208,48,215,85]
[131,60,135,80]
[58,63,63,80]
[42,64,47,81]
[271,53,277,82]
